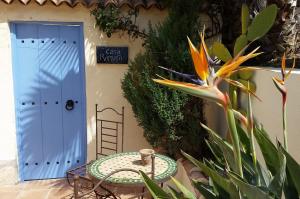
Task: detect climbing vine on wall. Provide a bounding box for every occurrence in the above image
[91,4,147,39]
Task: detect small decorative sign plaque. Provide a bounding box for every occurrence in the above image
[96,46,128,64]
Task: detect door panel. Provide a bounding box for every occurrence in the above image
[60,26,84,168]
[39,25,64,178]
[11,23,86,180]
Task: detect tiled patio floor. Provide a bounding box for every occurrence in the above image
[0,179,144,199]
[0,179,75,199]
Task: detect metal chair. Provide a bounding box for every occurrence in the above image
[96,105,124,158]
[66,105,125,198]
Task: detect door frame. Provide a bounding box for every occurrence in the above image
[10,21,87,181]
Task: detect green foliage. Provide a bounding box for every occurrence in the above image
[234,35,248,57]
[247,4,278,42]
[142,122,300,199]
[241,4,250,35]
[281,145,300,194]
[140,4,300,199]
[91,4,147,38]
[122,0,208,157]
[212,42,232,62]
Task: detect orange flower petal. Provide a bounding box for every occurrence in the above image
[187,37,208,81]
[285,57,296,80]
[216,47,262,78]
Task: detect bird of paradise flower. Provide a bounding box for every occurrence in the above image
[272,53,296,151]
[153,32,262,177]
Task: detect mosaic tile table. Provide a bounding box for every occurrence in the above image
[88,152,177,185]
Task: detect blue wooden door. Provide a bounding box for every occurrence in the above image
[11,23,87,181]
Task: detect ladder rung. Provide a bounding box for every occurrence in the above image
[102,133,117,138]
[101,147,117,151]
[102,140,117,145]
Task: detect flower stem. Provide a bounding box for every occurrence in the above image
[247,89,260,185]
[226,107,243,177]
[282,94,288,151]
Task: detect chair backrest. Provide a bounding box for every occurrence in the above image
[95,105,124,158]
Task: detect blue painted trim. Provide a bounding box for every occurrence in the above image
[9,21,88,181]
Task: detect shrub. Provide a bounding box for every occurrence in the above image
[121,0,212,158]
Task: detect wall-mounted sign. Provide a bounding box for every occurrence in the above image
[96,46,128,64]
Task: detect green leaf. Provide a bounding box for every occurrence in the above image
[234,35,248,56]
[284,169,299,199]
[201,123,236,171]
[202,123,257,178]
[238,70,254,80]
[181,151,240,198]
[212,42,232,62]
[280,145,300,194]
[236,122,251,154]
[229,172,273,199]
[139,171,171,199]
[168,187,183,199]
[268,148,286,198]
[205,140,225,165]
[247,4,278,41]
[241,4,250,34]
[192,180,217,199]
[171,177,197,199]
[256,162,271,187]
[254,126,279,175]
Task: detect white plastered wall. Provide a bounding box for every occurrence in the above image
[0,1,167,184]
[251,69,300,162]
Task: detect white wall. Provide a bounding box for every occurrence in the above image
[0,1,167,184]
[252,69,300,162]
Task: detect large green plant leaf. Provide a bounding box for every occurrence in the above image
[236,122,251,154]
[254,126,279,175]
[212,42,232,62]
[281,145,300,194]
[268,149,286,198]
[171,177,197,199]
[247,4,278,41]
[234,35,248,56]
[256,162,271,187]
[284,169,299,199]
[181,151,240,198]
[205,140,225,166]
[140,171,171,199]
[192,180,217,199]
[229,172,273,199]
[241,4,250,34]
[201,123,236,171]
[202,123,258,179]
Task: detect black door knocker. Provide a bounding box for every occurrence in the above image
[65,100,75,111]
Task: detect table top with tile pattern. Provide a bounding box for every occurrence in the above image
[88,152,177,185]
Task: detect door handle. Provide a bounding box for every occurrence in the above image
[65,100,75,111]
